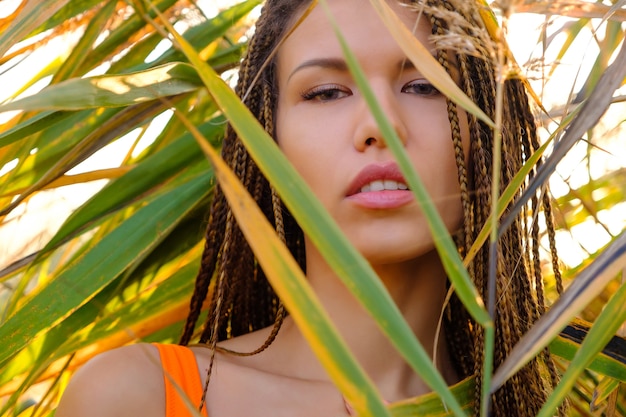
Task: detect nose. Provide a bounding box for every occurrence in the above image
[353,85,408,151]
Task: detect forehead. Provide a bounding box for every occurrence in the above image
[277,0,432,72]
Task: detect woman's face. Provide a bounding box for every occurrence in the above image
[275,0,469,265]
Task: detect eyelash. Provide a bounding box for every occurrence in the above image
[300,79,440,102]
[401,80,441,96]
[301,84,349,102]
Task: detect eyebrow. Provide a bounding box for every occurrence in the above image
[286,57,426,83]
[287,58,348,82]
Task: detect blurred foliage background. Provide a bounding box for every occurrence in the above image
[0,0,624,416]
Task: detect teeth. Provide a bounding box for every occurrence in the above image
[360,180,408,193]
[384,179,398,190]
[370,180,385,192]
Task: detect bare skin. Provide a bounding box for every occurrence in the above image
[56,1,467,416]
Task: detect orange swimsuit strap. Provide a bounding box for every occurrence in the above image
[154,343,209,417]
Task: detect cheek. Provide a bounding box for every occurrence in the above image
[413,108,467,228]
[275,104,334,197]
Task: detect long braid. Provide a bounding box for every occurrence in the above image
[433,4,471,259]
[217,86,288,355]
[179,177,229,345]
[507,77,566,415]
[516,71,567,416]
[470,55,496,416]
[179,22,262,344]
[426,1,565,413]
[429,10,481,405]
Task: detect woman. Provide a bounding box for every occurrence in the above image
[56,0,563,415]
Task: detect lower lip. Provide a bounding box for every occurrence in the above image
[347,190,414,209]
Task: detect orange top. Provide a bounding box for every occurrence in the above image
[155,343,209,417]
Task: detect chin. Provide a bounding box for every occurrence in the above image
[358,241,436,266]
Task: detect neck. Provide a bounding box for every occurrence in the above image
[278,245,458,400]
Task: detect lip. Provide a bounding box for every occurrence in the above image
[345,162,413,209]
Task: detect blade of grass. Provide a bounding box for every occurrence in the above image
[512,1,626,21]
[173,107,391,417]
[0,107,117,198]
[0,172,212,368]
[483,17,506,414]
[591,376,621,411]
[50,1,117,84]
[340,0,491,333]
[537,280,626,417]
[40,117,221,253]
[550,329,626,382]
[389,376,475,416]
[31,0,105,36]
[499,28,626,235]
[1,167,132,197]
[77,0,178,73]
[0,257,199,390]
[464,102,582,266]
[0,63,201,112]
[0,98,184,217]
[323,2,493,410]
[139,0,262,70]
[463,137,551,267]
[0,0,70,58]
[570,17,624,104]
[547,19,588,79]
[3,56,66,103]
[350,10,495,407]
[368,0,494,129]
[0,111,73,149]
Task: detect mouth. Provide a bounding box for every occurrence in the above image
[346,162,411,196]
[359,179,409,193]
[346,163,414,209]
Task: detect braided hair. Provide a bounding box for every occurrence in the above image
[180,1,564,415]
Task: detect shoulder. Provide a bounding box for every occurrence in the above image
[56,344,165,417]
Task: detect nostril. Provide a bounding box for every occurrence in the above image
[365,137,375,146]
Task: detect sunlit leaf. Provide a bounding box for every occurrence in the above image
[389,377,475,416]
[50,1,117,84]
[33,0,105,36]
[0,0,71,58]
[500,32,626,233]
[513,1,626,21]
[0,99,175,216]
[77,0,179,72]
[0,172,211,368]
[591,376,621,411]
[40,117,221,253]
[0,63,201,112]
[537,280,626,417]
[550,320,626,383]
[0,252,201,392]
[0,111,73,149]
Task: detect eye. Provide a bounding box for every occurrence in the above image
[401,80,441,97]
[301,84,350,102]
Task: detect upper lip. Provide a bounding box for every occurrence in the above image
[346,162,409,196]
